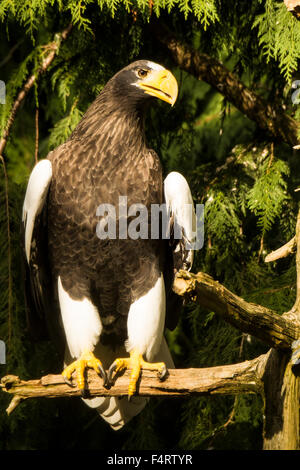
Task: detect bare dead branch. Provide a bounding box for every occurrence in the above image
[151,21,299,147]
[265,236,296,262]
[0,40,24,69]
[0,23,73,157]
[173,271,300,350]
[0,357,264,414]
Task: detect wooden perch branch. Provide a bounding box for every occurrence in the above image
[0,23,72,157]
[265,236,296,262]
[151,21,299,146]
[0,357,264,414]
[173,271,300,350]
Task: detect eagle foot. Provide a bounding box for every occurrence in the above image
[108,349,167,400]
[62,350,107,396]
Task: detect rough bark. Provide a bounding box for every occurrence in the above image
[151,21,300,147]
[262,210,300,449]
[265,236,296,263]
[262,349,300,449]
[173,271,300,350]
[0,357,264,415]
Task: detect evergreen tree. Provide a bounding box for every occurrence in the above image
[0,0,299,450]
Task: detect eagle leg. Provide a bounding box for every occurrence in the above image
[108,349,167,400]
[62,350,107,396]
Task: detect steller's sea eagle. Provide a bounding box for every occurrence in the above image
[22,60,196,430]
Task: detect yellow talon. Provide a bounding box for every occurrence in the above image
[108,349,167,398]
[62,350,107,393]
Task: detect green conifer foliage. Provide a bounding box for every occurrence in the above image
[0,0,299,450]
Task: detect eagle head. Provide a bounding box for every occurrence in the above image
[110,60,178,108]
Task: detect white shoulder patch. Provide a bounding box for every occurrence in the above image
[22,159,52,263]
[164,171,196,245]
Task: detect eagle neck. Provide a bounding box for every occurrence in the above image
[105,106,146,154]
[71,96,147,156]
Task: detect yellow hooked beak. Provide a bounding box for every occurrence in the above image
[137,69,178,106]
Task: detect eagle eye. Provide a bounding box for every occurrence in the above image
[137,69,149,79]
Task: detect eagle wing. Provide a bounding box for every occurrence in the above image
[163,171,196,331]
[22,159,63,349]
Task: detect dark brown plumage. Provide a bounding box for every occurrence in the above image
[23,60,193,428]
[25,60,181,350]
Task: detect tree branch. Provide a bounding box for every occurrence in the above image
[0,40,24,69]
[261,211,300,450]
[0,23,73,157]
[265,236,296,263]
[264,209,300,322]
[173,271,300,350]
[151,21,299,147]
[0,357,264,414]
